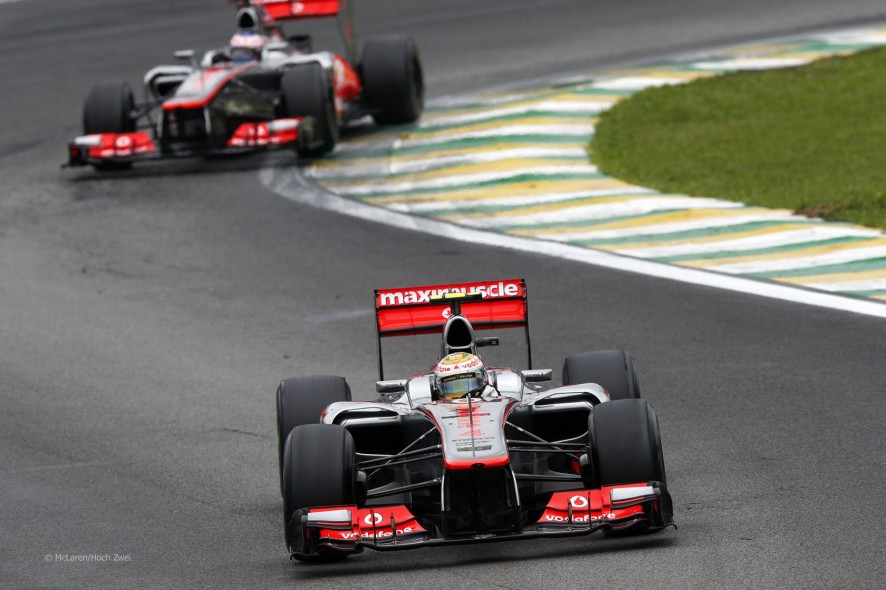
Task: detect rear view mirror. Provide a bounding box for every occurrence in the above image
[376,379,407,394]
[521,369,553,383]
[174,49,195,61]
[266,41,289,52]
[476,336,500,348]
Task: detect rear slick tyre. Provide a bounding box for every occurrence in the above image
[361,35,424,125]
[562,350,641,400]
[276,375,351,496]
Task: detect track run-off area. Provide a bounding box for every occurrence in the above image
[272,28,886,315]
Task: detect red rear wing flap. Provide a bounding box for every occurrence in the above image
[375,279,527,337]
[247,0,340,20]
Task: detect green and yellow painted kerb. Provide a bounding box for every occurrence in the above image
[305,28,886,303]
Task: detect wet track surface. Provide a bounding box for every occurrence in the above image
[1,1,885,588]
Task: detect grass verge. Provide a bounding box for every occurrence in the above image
[591,48,886,230]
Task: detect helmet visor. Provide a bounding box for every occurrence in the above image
[437,372,485,399]
[231,47,260,62]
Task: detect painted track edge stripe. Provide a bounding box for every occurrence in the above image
[260,167,886,320]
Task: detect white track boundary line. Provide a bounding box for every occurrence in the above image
[260,167,886,319]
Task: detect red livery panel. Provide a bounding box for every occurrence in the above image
[311,505,426,542]
[538,488,649,525]
[227,118,301,147]
[69,132,157,163]
[332,54,362,113]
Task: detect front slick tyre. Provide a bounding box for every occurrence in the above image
[276,375,351,496]
[282,424,357,561]
[589,399,669,534]
[82,80,136,171]
[281,64,337,157]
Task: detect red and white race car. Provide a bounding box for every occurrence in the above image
[66,0,423,170]
[276,279,674,561]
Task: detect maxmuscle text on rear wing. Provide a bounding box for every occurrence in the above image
[374,279,531,379]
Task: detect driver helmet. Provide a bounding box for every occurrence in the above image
[433,352,488,400]
[229,30,265,62]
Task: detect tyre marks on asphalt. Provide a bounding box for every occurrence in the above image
[300,27,886,304]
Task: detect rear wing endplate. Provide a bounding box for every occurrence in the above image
[374,279,531,379]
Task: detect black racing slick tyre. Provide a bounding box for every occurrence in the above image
[588,399,671,534]
[281,63,337,157]
[276,375,351,495]
[82,80,136,171]
[589,399,666,488]
[360,35,424,125]
[283,424,357,557]
[562,350,641,400]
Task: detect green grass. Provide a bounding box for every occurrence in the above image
[591,48,886,230]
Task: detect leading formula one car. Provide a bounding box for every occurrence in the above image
[276,279,674,561]
[66,0,423,170]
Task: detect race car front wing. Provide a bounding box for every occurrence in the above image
[289,482,674,560]
[65,116,313,167]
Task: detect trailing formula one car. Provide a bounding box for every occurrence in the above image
[66,0,423,170]
[276,279,674,561]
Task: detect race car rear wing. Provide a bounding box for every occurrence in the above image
[233,1,357,60]
[374,279,531,379]
[241,0,341,20]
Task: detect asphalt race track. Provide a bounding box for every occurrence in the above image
[1,1,885,588]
